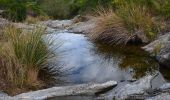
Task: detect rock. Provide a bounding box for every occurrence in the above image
[0,91,8,97]
[13,81,117,100]
[158,83,170,90]
[72,15,88,23]
[142,33,170,67]
[99,75,157,100]
[146,93,170,100]
[68,20,96,34]
[113,75,153,100]
[0,92,12,100]
[135,30,150,43]
[156,43,170,67]
[46,20,73,29]
[0,18,8,29]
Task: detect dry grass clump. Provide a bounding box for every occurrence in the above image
[0,25,54,95]
[90,7,132,45]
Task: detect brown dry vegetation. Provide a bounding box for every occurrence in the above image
[89,3,162,45]
[0,25,55,95]
[90,7,132,45]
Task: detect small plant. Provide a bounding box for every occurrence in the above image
[0,25,55,95]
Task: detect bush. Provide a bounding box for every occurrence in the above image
[0,25,54,95]
[40,0,72,19]
[116,2,159,40]
[156,0,170,19]
[112,0,170,19]
[40,0,113,19]
[0,0,42,22]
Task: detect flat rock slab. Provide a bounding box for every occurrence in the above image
[0,81,117,100]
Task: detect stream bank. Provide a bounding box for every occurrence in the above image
[0,18,170,100]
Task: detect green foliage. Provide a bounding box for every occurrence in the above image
[40,0,113,19]
[71,0,113,15]
[112,0,170,19]
[40,0,71,19]
[116,2,159,39]
[0,0,42,21]
[156,0,170,19]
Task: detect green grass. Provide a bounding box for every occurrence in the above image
[116,2,160,40]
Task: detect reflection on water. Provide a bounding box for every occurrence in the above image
[94,43,158,79]
[160,67,170,82]
[44,31,168,85]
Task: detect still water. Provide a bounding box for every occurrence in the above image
[44,31,170,85]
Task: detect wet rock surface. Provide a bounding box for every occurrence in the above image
[142,33,170,67]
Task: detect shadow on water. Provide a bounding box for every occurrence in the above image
[94,43,159,79]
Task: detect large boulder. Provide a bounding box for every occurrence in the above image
[142,33,170,67]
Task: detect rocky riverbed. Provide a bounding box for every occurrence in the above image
[0,17,170,100]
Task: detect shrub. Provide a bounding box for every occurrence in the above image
[40,0,113,19]
[0,0,42,22]
[153,0,170,19]
[116,1,160,40]
[0,25,54,95]
[40,0,72,19]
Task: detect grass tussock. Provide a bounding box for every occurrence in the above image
[90,4,161,45]
[0,25,54,95]
[90,7,131,45]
